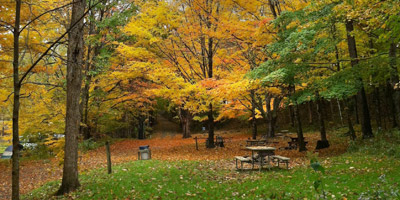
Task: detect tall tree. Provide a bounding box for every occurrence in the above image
[12,1,22,199]
[57,0,86,194]
[345,20,373,138]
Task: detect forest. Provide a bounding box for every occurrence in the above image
[1,0,400,199]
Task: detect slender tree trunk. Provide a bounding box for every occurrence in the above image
[374,87,382,129]
[80,53,92,140]
[316,93,330,149]
[345,20,373,138]
[250,90,257,139]
[206,37,215,148]
[316,93,327,141]
[138,116,145,139]
[389,42,400,127]
[329,100,335,121]
[308,101,313,125]
[294,104,306,152]
[206,103,215,148]
[265,95,271,137]
[12,1,22,199]
[268,0,278,19]
[57,0,86,195]
[337,99,344,126]
[345,100,356,140]
[354,96,360,124]
[289,106,295,128]
[386,81,397,128]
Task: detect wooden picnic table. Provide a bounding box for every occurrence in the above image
[287,137,307,149]
[246,146,276,171]
[193,136,232,150]
[246,139,267,146]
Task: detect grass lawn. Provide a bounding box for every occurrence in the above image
[25,152,400,200]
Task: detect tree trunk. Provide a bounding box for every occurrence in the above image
[289,105,295,128]
[251,90,257,139]
[265,95,271,137]
[316,93,330,149]
[345,20,373,138]
[345,100,356,140]
[268,0,278,19]
[57,0,86,195]
[337,99,344,126]
[267,97,281,138]
[308,101,314,125]
[374,87,382,129]
[316,93,327,141]
[179,108,192,138]
[329,100,335,121]
[294,104,307,152]
[12,1,21,199]
[138,116,145,139]
[206,103,215,148]
[206,36,215,148]
[389,42,400,127]
[386,81,397,128]
[354,95,360,124]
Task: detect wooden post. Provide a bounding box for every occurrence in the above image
[106,141,112,174]
[195,137,198,150]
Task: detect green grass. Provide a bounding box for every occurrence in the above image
[24,153,400,200]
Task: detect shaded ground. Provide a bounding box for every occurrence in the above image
[0,129,348,200]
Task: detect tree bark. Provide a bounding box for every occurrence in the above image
[268,0,278,19]
[250,90,257,139]
[57,0,86,195]
[12,1,21,199]
[138,115,145,139]
[308,101,314,125]
[344,100,356,140]
[337,99,344,126]
[289,105,295,128]
[206,36,215,148]
[389,42,400,127]
[374,87,382,129]
[316,93,327,141]
[267,97,281,138]
[354,96,360,124]
[179,108,192,138]
[206,103,215,148]
[345,20,373,138]
[294,104,307,152]
[386,81,397,128]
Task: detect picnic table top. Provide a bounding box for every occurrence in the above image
[246,146,276,151]
[246,139,267,142]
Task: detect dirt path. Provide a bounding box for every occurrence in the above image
[151,114,180,138]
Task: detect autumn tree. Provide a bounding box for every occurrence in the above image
[57,0,86,194]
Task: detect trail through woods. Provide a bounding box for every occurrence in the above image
[151,115,180,138]
[0,128,348,199]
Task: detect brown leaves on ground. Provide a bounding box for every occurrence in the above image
[0,130,348,200]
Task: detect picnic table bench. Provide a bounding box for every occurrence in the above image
[235,156,252,170]
[271,155,290,169]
